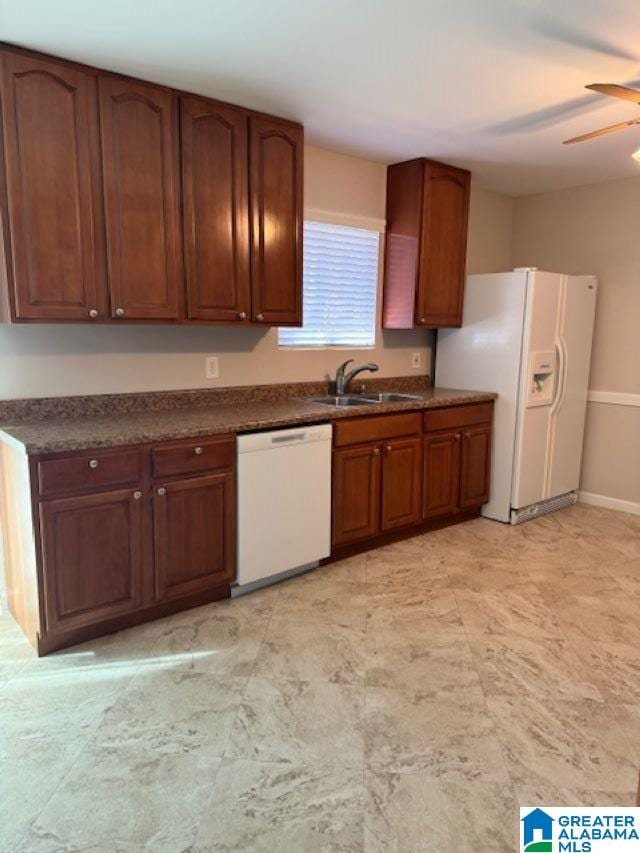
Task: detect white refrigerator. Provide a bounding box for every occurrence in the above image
[436,269,597,523]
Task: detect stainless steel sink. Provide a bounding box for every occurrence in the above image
[307,395,376,407]
[360,392,423,403]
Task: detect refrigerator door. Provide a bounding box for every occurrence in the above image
[544,275,597,498]
[511,271,561,509]
[436,271,528,522]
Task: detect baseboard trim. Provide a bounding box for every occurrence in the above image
[578,490,640,516]
[587,390,640,407]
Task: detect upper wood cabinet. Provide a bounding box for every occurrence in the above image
[181,96,250,323]
[0,51,106,321]
[0,44,303,326]
[249,116,303,326]
[99,76,182,320]
[383,158,470,329]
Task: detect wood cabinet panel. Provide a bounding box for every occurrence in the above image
[423,402,493,433]
[423,432,460,519]
[40,487,144,632]
[181,96,250,322]
[418,161,470,327]
[153,471,235,601]
[37,448,142,498]
[1,50,106,320]
[249,116,302,325]
[152,435,235,480]
[383,158,470,329]
[460,425,491,509]
[381,437,422,531]
[99,76,181,320]
[333,412,421,448]
[332,444,380,546]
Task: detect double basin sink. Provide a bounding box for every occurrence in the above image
[308,392,423,408]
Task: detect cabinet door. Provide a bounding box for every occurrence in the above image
[332,445,381,547]
[460,426,491,509]
[1,51,106,320]
[418,161,470,327]
[99,76,181,320]
[153,472,235,602]
[249,116,302,325]
[423,432,460,519]
[40,487,144,633]
[381,436,422,531]
[181,97,250,322]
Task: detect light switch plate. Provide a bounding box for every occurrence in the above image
[205,356,219,379]
[412,352,422,369]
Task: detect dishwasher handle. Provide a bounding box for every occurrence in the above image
[270,432,306,444]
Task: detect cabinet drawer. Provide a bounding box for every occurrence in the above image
[152,435,235,479]
[38,449,142,498]
[334,413,421,448]
[423,402,493,433]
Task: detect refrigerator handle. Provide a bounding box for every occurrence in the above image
[550,338,567,414]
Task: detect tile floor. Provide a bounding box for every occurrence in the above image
[1,503,640,851]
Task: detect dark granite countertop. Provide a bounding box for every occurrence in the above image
[0,387,497,455]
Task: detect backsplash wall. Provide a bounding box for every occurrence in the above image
[0,146,513,400]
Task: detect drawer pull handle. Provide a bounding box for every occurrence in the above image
[157,487,166,496]
[133,490,142,500]
[194,446,203,455]
[88,459,99,469]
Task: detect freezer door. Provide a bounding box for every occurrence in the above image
[511,271,561,509]
[545,275,597,498]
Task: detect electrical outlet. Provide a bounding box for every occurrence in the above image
[411,352,422,369]
[205,356,219,380]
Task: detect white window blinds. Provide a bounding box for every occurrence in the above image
[278,220,379,347]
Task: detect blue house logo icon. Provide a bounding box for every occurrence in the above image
[521,808,554,852]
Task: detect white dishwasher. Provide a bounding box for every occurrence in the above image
[235,423,332,593]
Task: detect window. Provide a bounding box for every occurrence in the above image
[278,220,379,347]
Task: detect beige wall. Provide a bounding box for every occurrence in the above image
[512,176,640,507]
[0,146,512,401]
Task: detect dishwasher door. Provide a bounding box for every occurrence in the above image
[236,424,332,589]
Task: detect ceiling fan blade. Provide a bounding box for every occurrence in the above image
[563,119,640,144]
[586,83,640,104]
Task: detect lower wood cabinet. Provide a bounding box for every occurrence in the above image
[332,444,381,547]
[39,487,145,633]
[5,433,237,654]
[153,471,235,601]
[423,416,492,520]
[332,416,423,547]
[381,437,422,531]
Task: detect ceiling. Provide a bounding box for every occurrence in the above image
[2,0,640,195]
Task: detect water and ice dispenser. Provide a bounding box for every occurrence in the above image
[526,350,556,407]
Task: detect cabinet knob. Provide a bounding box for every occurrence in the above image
[194,446,203,455]
[373,448,380,456]
[115,307,125,317]
[157,487,166,496]
[463,431,471,439]
[133,490,142,500]
[88,459,99,469]
[256,313,264,322]
[88,309,99,319]
[454,433,461,440]
[418,317,426,325]
[237,311,247,320]
[384,444,392,452]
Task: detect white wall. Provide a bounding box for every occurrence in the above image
[0,147,514,401]
[511,176,640,510]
